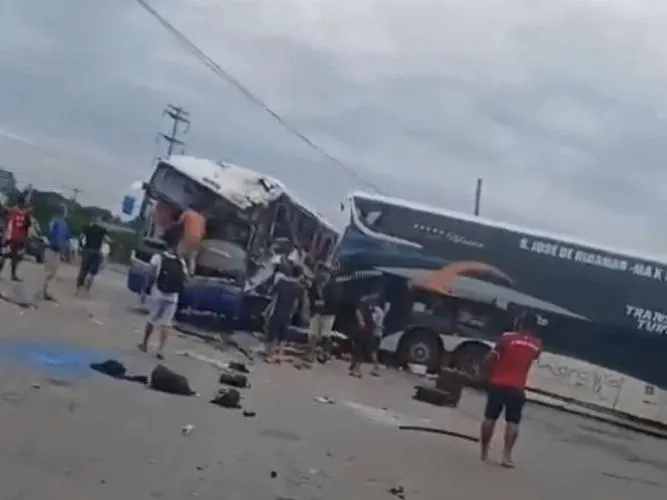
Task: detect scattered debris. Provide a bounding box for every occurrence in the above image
[242,409,256,417]
[210,388,241,408]
[1,391,23,404]
[412,385,459,407]
[218,371,249,388]
[90,359,127,379]
[47,377,74,388]
[150,365,196,396]
[182,424,195,435]
[314,396,335,404]
[388,485,405,499]
[228,360,250,373]
[398,425,479,443]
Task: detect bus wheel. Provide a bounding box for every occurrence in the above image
[397,329,442,373]
[451,343,489,386]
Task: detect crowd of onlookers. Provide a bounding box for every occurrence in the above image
[0,192,112,300]
[261,256,386,377]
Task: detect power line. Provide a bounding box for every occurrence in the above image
[133,0,382,193]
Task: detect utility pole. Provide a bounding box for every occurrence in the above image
[159,104,190,156]
[474,177,483,216]
[63,186,83,205]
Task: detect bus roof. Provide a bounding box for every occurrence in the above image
[166,155,285,210]
[350,190,667,266]
[165,155,338,231]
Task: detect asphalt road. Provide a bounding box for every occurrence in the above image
[0,261,663,500]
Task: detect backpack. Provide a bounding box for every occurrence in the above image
[156,252,186,295]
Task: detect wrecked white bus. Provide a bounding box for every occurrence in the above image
[126,155,338,331]
[332,191,667,426]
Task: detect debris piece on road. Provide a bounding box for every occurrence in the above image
[90,318,104,326]
[270,470,278,479]
[412,385,459,407]
[242,409,256,417]
[31,382,41,389]
[150,365,196,396]
[388,485,405,499]
[90,359,127,379]
[182,424,195,435]
[313,396,335,404]
[218,371,249,388]
[228,360,250,373]
[210,388,241,408]
[195,465,205,471]
[398,425,480,443]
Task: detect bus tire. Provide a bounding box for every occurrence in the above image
[451,342,490,387]
[397,328,443,373]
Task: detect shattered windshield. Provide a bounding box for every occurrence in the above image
[149,162,218,212]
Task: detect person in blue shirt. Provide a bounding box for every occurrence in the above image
[42,206,70,300]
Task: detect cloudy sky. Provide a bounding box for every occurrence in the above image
[2,0,667,254]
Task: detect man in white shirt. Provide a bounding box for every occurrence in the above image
[138,238,187,360]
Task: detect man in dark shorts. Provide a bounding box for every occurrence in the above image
[480,310,542,467]
[264,264,302,363]
[76,221,108,296]
[348,294,376,378]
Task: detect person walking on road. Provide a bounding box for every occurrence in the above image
[75,221,107,296]
[138,235,187,360]
[1,194,31,281]
[42,206,70,300]
[480,310,543,468]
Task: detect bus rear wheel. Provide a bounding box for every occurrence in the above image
[397,329,442,373]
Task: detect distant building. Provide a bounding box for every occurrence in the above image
[0,168,17,205]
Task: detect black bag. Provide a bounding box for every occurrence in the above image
[210,388,241,408]
[156,252,186,295]
[150,364,195,396]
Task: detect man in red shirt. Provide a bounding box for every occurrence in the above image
[1,194,31,281]
[480,310,542,468]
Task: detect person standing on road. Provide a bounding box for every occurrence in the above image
[369,297,387,376]
[301,263,338,367]
[138,235,187,360]
[480,310,543,468]
[42,206,70,300]
[348,294,376,378]
[264,263,302,364]
[1,194,31,282]
[76,221,107,296]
